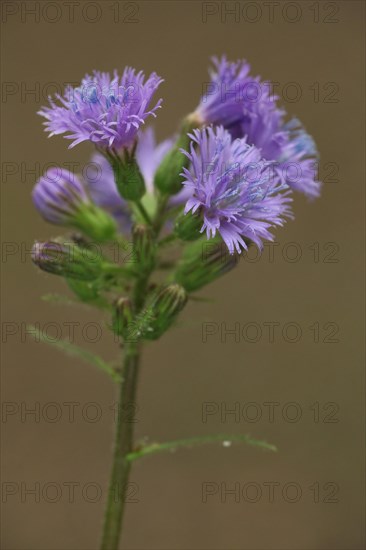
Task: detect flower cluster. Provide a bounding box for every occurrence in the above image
[33,58,321,296]
[30,60,323,550]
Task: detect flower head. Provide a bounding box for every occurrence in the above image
[240,110,321,198]
[33,168,116,241]
[180,126,293,254]
[195,56,274,128]
[38,68,163,149]
[196,56,321,198]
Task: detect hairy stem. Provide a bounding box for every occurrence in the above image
[152,194,169,236]
[100,193,170,549]
[100,341,141,550]
[135,200,152,225]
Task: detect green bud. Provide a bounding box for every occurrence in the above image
[174,238,238,292]
[32,241,104,281]
[139,284,187,340]
[107,148,145,201]
[73,203,117,242]
[112,297,134,338]
[174,211,202,241]
[132,224,155,270]
[154,147,187,196]
[154,115,200,196]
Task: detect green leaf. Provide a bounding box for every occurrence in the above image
[66,279,110,309]
[126,433,277,462]
[27,325,120,382]
[42,292,107,311]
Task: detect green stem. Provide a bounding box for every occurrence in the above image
[133,272,150,311]
[158,233,177,248]
[135,200,152,225]
[100,191,174,549]
[100,341,141,550]
[152,194,169,236]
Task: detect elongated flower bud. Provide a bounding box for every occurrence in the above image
[153,284,187,317]
[33,169,117,242]
[32,241,103,281]
[154,115,200,195]
[175,238,238,292]
[139,284,187,340]
[132,224,155,270]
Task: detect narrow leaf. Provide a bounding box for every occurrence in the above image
[27,325,120,382]
[127,433,277,462]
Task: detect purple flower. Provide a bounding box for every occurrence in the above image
[195,56,274,129]
[195,56,321,198]
[38,68,163,149]
[240,110,321,198]
[33,168,116,241]
[136,127,173,192]
[180,127,293,254]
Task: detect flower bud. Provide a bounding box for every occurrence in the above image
[32,169,117,242]
[174,211,202,241]
[108,149,146,201]
[32,241,103,281]
[77,204,118,242]
[132,224,155,270]
[112,297,134,338]
[175,238,238,292]
[154,115,200,195]
[140,284,187,340]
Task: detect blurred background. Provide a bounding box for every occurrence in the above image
[1,1,365,548]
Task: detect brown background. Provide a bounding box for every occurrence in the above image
[1,1,365,549]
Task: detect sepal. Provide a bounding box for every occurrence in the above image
[174,211,202,241]
[139,284,187,340]
[73,203,117,242]
[174,238,238,292]
[106,148,145,201]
